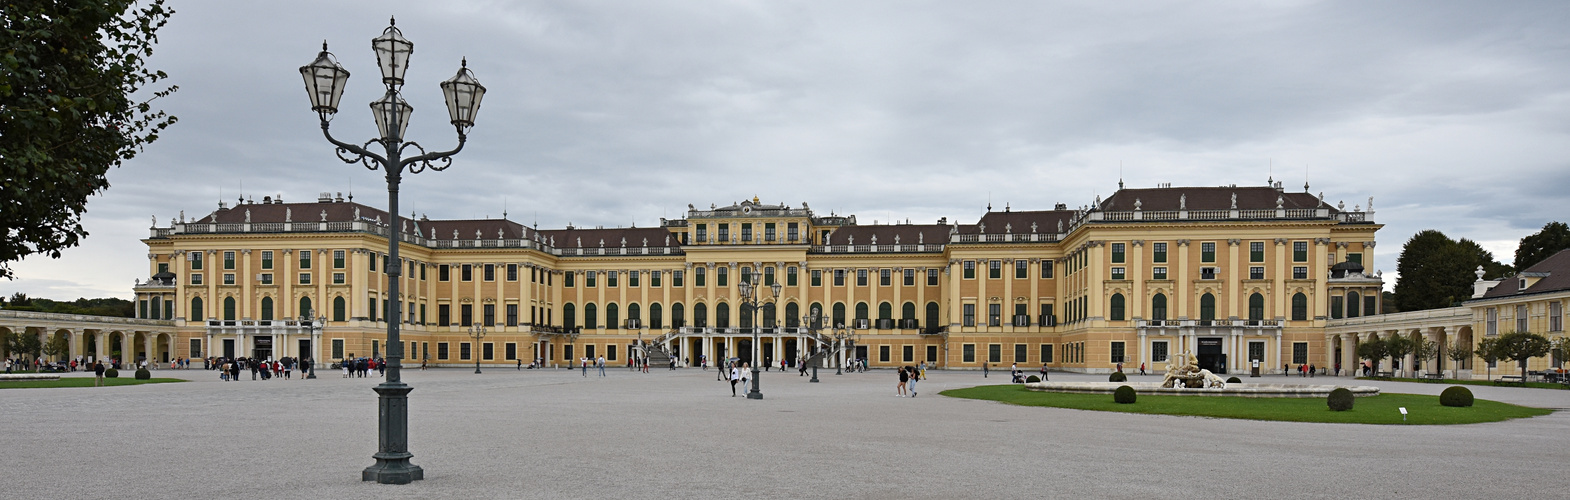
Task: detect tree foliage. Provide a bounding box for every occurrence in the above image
[0,0,178,279]
[1,293,133,317]
[1356,339,1389,375]
[1475,337,1501,380]
[1385,335,1416,376]
[4,330,42,360]
[1393,230,1509,312]
[1446,339,1471,379]
[1514,222,1570,272]
[1494,332,1551,382]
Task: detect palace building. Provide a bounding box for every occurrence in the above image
[131,181,1385,374]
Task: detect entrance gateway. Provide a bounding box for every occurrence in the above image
[1197,337,1226,374]
[252,335,272,360]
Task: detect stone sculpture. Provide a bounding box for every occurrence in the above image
[1160,351,1226,389]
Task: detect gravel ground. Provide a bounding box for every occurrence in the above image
[4,366,1568,499]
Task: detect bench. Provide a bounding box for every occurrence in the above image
[0,374,62,381]
[1374,371,1394,379]
[1421,373,1444,382]
[1495,375,1524,386]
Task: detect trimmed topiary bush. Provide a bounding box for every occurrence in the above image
[134,368,151,380]
[1026,375,1041,383]
[1113,385,1137,404]
[1109,371,1128,382]
[1440,386,1474,407]
[1327,387,1355,411]
[1227,377,1242,384]
[104,368,119,378]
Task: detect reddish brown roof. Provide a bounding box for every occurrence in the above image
[1477,248,1570,300]
[1100,186,1329,212]
[193,201,539,241]
[537,227,682,249]
[824,224,951,246]
[963,210,1076,235]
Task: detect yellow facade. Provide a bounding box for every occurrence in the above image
[135,185,1382,374]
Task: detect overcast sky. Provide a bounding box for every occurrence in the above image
[5,0,1568,300]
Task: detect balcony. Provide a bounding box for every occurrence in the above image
[1134,318,1282,333]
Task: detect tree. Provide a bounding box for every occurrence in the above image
[0,0,178,280]
[1385,335,1416,378]
[1552,337,1570,369]
[1514,222,1570,272]
[1393,230,1509,311]
[1356,338,1390,376]
[1414,337,1438,375]
[1494,331,1551,382]
[5,331,42,363]
[1446,339,1472,379]
[1475,337,1502,380]
[41,333,68,361]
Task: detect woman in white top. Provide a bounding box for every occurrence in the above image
[729,364,741,396]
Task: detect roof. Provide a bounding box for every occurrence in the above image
[537,227,682,249]
[1099,186,1330,212]
[825,224,950,246]
[962,210,1076,235]
[193,201,540,242]
[1477,248,1570,300]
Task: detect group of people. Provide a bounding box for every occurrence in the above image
[1288,363,1319,377]
[726,361,752,396]
[342,357,383,378]
[895,364,926,397]
[204,356,309,381]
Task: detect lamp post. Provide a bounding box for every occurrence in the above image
[468,324,486,374]
[803,311,822,383]
[300,17,485,485]
[739,272,781,400]
[302,314,323,379]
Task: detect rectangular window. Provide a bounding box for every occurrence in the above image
[1293,266,1308,280]
[927,269,939,286]
[1551,301,1563,332]
[507,305,520,327]
[1040,344,1054,363]
[695,224,707,242]
[1152,267,1167,280]
[1293,241,1308,262]
[1111,267,1125,280]
[258,273,272,285]
[695,268,705,287]
[505,342,517,361]
[857,269,868,287]
[896,345,910,363]
[741,223,753,242]
[1153,242,1167,263]
[1292,342,1308,365]
[716,267,728,287]
[1040,260,1053,279]
[1111,243,1125,263]
[879,345,890,363]
[764,267,775,286]
[223,273,235,285]
[369,254,377,272]
[879,269,890,286]
[437,342,450,360]
[788,267,799,287]
[1348,253,1363,265]
[833,269,845,286]
[607,271,618,288]
[1014,344,1027,363]
[1200,267,1218,280]
[223,251,236,270]
[963,344,976,363]
[1517,304,1529,333]
[651,271,662,287]
[988,344,1001,363]
[439,264,450,282]
[297,251,311,270]
[629,271,640,287]
[190,273,203,285]
[1250,266,1265,280]
[927,345,938,363]
[1250,241,1265,262]
[260,251,274,269]
[461,304,473,327]
[787,223,799,241]
[964,261,976,279]
[586,271,597,287]
[564,271,575,287]
[460,342,472,361]
[608,345,618,361]
[1152,341,1168,363]
[1110,341,1125,364]
[988,303,1001,327]
[1201,242,1216,263]
[673,270,684,287]
[332,339,345,359]
[507,264,518,281]
[190,252,203,270]
[1248,341,1265,362]
[989,260,1001,279]
[333,272,345,284]
[718,224,730,241]
[904,269,915,286]
[462,264,473,282]
[420,263,426,281]
[1015,260,1028,279]
[438,304,451,326]
[765,222,776,242]
[333,250,345,269]
[963,304,976,327]
[483,304,496,326]
[811,270,822,287]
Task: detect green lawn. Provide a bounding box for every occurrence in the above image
[1357,376,1568,390]
[0,377,183,389]
[941,384,1551,425]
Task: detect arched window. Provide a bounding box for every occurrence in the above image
[832,303,846,327]
[1248,293,1265,324]
[1109,293,1125,321]
[694,303,707,328]
[332,296,345,322]
[563,303,576,329]
[606,303,619,329]
[671,303,684,328]
[649,303,662,329]
[878,302,892,320]
[191,297,204,321]
[1347,291,1361,318]
[926,302,940,330]
[628,303,641,325]
[261,297,274,321]
[740,302,754,329]
[1291,293,1308,321]
[224,296,237,321]
[1330,296,1343,319]
[785,303,800,327]
[299,296,313,319]
[762,302,776,329]
[1151,293,1167,322]
[584,303,598,329]
[902,302,916,321]
[855,302,869,321]
[716,303,730,328]
[1199,293,1215,325]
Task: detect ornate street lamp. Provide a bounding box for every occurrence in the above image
[301,314,324,379]
[803,310,823,383]
[300,17,484,485]
[738,272,781,399]
[468,324,487,374]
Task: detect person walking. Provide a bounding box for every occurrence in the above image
[739,363,750,393]
[581,357,588,377]
[1040,363,1049,381]
[1140,362,1147,376]
[897,366,909,397]
[1309,364,1316,378]
[729,363,741,396]
[93,361,105,387]
[597,355,607,377]
[983,363,989,378]
[908,366,919,397]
